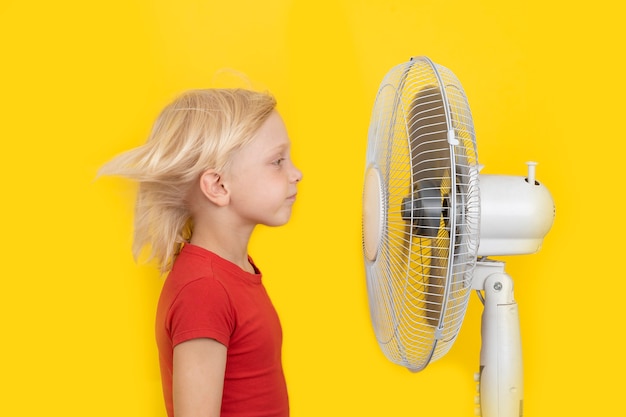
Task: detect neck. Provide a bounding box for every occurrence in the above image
[189,220,256,274]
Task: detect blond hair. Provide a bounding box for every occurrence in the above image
[98,89,277,272]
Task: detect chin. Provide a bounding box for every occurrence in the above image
[265,213,293,227]
[260,206,295,227]
[267,219,290,227]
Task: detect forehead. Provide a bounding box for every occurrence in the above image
[227,111,291,170]
[249,111,291,151]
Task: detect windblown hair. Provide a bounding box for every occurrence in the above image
[98,89,277,273]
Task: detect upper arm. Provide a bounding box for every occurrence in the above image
[173,338,227,417]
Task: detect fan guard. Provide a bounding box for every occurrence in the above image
[362,57,480,372]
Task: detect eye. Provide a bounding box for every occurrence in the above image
[272,158,286,167]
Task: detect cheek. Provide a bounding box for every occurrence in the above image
[231,173,267,202]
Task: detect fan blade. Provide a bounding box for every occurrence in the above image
[406,86,451,329]
[409,86,450,187]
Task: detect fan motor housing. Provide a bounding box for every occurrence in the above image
[477,172,555,256]
[400,183,444,239]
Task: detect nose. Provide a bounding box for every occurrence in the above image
[292,164,303,183]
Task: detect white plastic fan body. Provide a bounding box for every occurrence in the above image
[362,57,555,417]
[471,166,553,417]
[478,168,555,256]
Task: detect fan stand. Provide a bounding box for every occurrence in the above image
[472,259,523,417]
[468,162,554,417]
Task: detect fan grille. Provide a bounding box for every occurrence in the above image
[363,57,480,371]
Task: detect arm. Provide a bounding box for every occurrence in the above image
[173,338,227,417]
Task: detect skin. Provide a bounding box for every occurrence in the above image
[172,110,302,417]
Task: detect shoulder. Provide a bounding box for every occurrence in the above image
[173,276,230,308]
[162,268,233,316]
[162,245,225,296]
[158,271,236,348]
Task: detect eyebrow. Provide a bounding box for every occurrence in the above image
[267,142,290,153]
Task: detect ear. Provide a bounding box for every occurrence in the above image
[199,169,230,207]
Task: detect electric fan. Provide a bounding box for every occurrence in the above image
[362,56,555,417]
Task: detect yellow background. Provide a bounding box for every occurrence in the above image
[1,0,624,416]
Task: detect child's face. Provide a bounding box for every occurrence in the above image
[224,111,303,227]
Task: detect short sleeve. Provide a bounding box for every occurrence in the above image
[167,277,234,348]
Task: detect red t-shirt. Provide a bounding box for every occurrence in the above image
[155,244,289,417]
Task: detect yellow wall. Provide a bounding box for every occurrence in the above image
[1,0,624,415]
